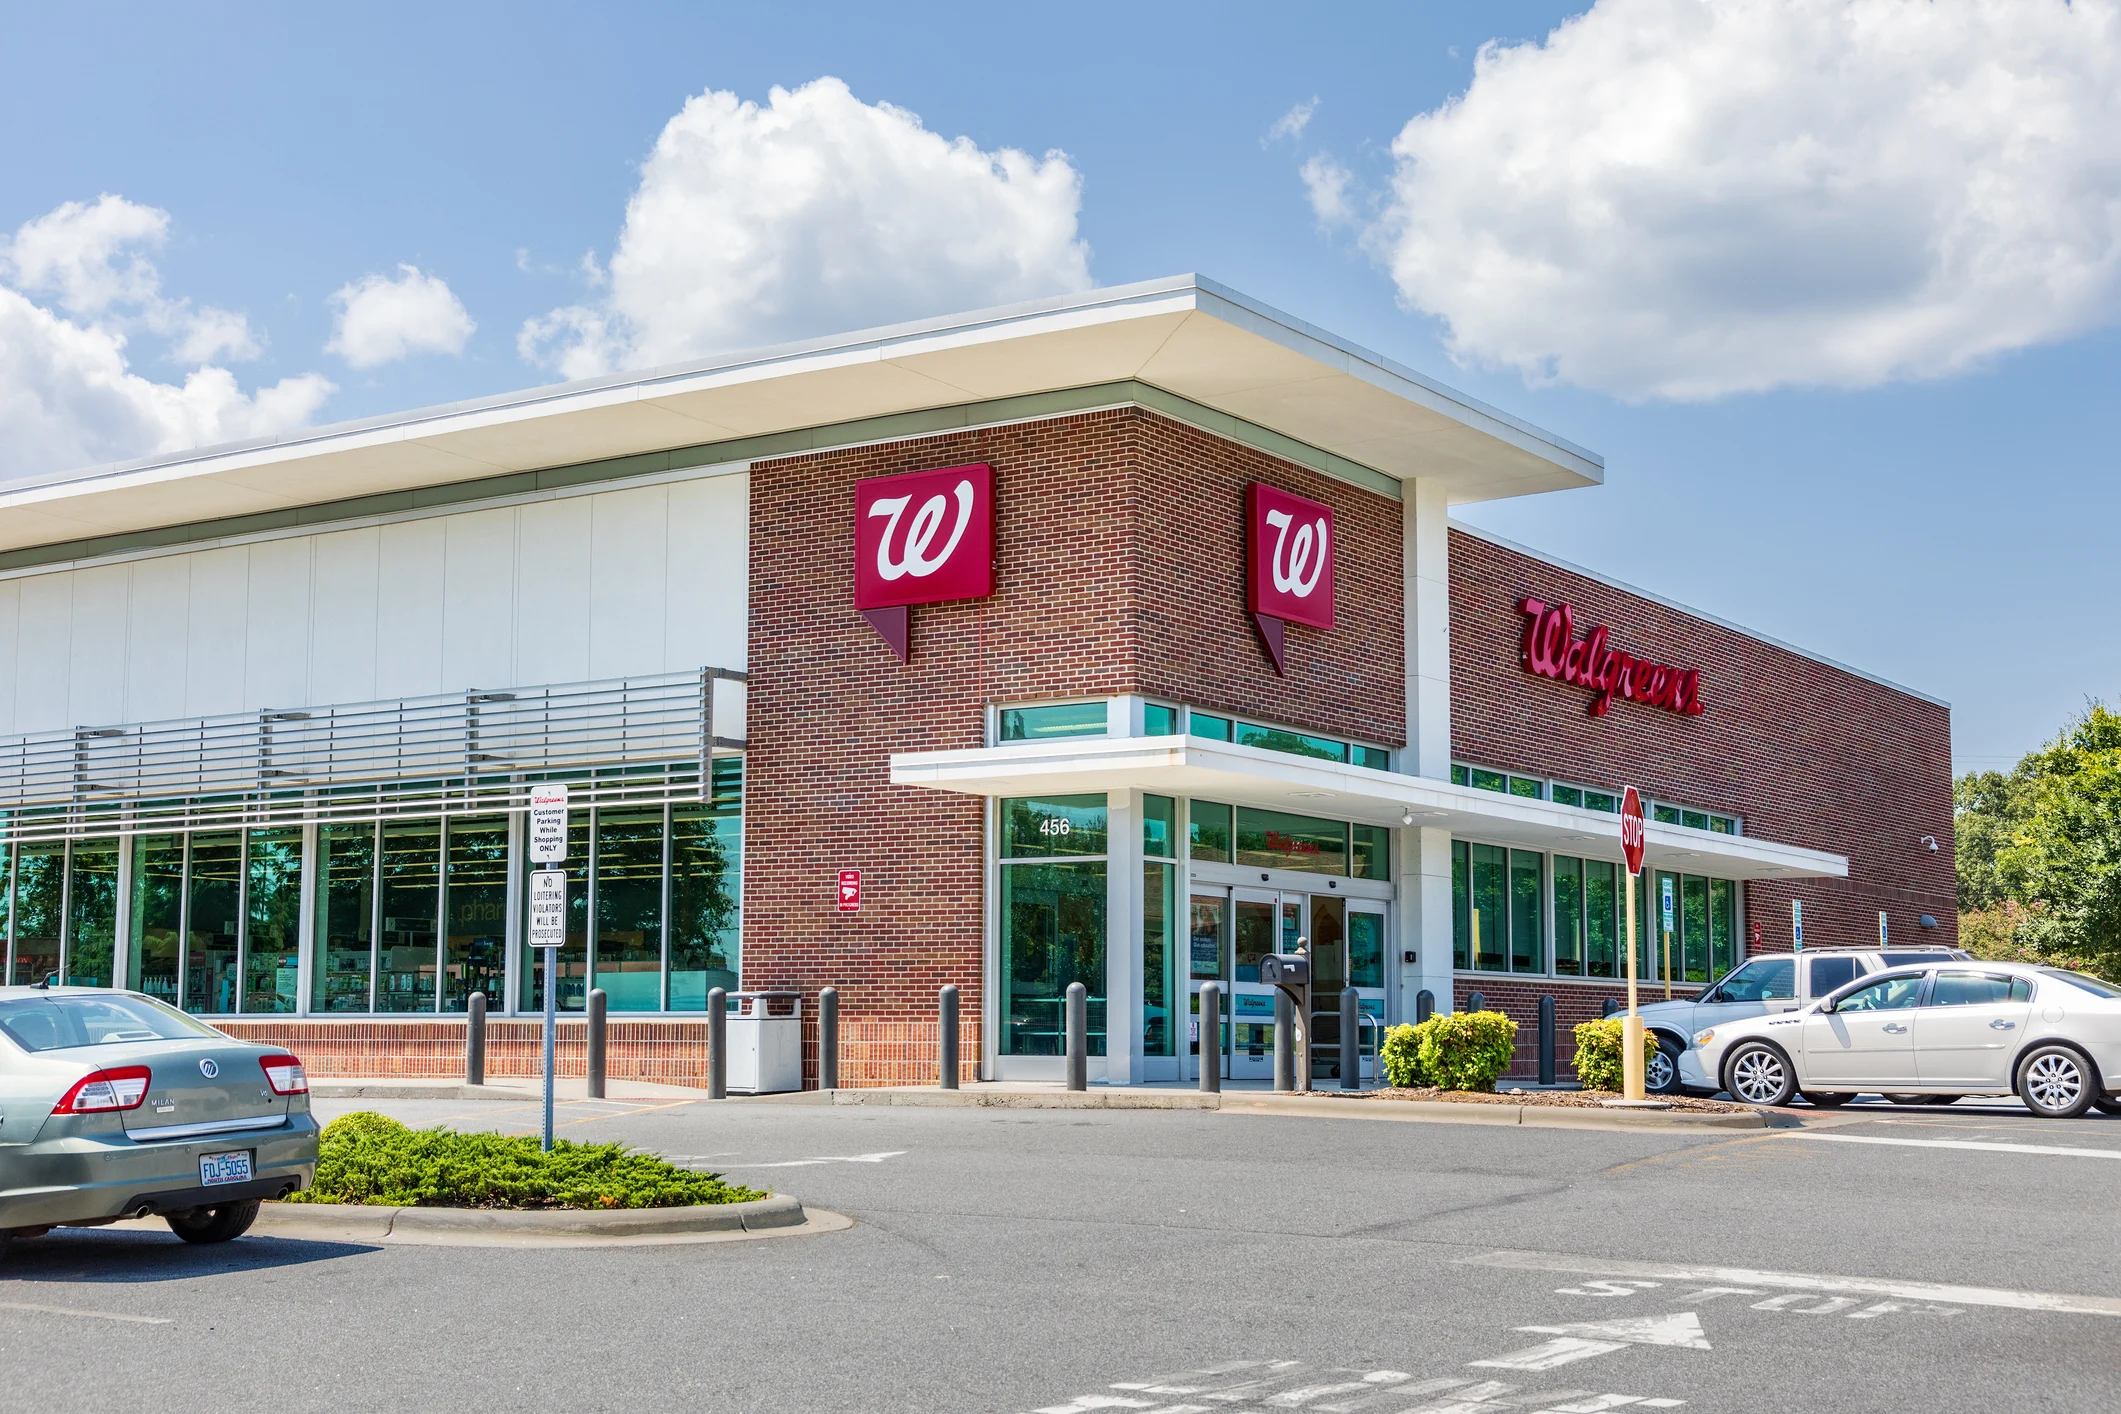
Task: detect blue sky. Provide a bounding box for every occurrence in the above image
[3,0,2115,775]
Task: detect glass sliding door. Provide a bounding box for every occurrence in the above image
[594,806,665,1011]
[243,827,302,1012]
[444,817,509,1011]
[313,823,377,1012]
[1142,795,1177,1060]
[998,795,1108,1058]
[12,840,65,986]
[184,833,241,1013]
[378,819,440,1012]
[1187,891,1228,1079]
[127,835,185,1004]
[65,837,120,986]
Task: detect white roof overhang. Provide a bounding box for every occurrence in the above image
[890,736,1848,883]
[0,274,1601,555]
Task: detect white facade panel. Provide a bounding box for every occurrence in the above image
[308,528,382,706]
[513,498,592,687]
[14,572,74,734]
[0,580,18,736]
[183,547,250,718]
[664,474,748,673]
[66,563,130,728]
[441,509,518,691]
[244,536,313,709]
[124,556,191,724]
[589,485,669,679]
[373,518,447,699]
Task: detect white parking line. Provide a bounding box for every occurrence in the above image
[0,1300,172,1325]
[1462,1250,2121,1317]
[1785,1133,2121,1161]
[719,1150,908,1169]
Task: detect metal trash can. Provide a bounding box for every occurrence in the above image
[725,990,803,1094]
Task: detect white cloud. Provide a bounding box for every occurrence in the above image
[1267,98,1318,145]
[326,264,476,368]
[1300,153,1356,228]
[520,76,1092,379]
[0,196,332,482]
[1365,0,2121,400]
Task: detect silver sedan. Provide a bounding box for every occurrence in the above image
[0,987,319,1246]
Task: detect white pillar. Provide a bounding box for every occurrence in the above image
[1397,478,1455,1020]
[1105,790,1142,1084]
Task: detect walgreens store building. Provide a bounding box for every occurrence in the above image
[0,277,1954,1084]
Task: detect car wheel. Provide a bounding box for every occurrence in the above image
[1800,1091,1852,1108]
[2018,1045,2098,1119]
[1885,1093,1962,1106]
[166,1200,261,1245]
[1724,1042,1797,1106]
[1646,1037,1683,1095]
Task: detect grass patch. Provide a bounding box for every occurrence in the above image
[284,1111,766,1210]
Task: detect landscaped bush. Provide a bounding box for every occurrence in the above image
[284,1111,765,1210]
[1380,1023,1427,1088]
[1417,1010,1518,1092]
[1571,1018,1661,1091]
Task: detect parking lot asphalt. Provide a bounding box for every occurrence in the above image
[3,1093,2118,1413]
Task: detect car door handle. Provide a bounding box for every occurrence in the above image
[1990,1019,2017,1030]
[1883,1023,1908,1033]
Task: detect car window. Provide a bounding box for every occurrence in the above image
[1709,957,1795,1003]
[2039,969,2121,999]
[1806,956,1861,997]
[1881,951,1951,967]
[1833,974,1923,1012]
[1929,971,2016,1007]
[0,994,221,1053]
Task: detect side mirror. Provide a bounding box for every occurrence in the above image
[1816,997,1836,1014]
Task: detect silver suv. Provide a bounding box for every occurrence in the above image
[1635,946,1968,1094]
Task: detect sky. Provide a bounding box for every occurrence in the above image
[3,0,2117,776]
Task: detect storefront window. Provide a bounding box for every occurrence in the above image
[1000,702,1107,741]
[1142,795,1176,1058]
[1352,824,1390,881]
[1453,841,1543,974]
[1554,855,1583,977]
[445,817,509,1011]
[1235,722,1347,763]
[595,806,664,1011]
[379,819,440,1013]
[1234,807,1347,875]
[1002,795,1107,857]
[1710,878,1735,979]
[127,835,184,1005]
[1189,801,1232,862]
[1510,850,1544,972]
[11,840,64,986]
[313,823,376,1012]
[1143,795,1176,859]
[671,762,743,1009]
[1143,703,1178,736]
[1000,795,1107,1057]
[1189,894,1225,982]
[1349,910,1384,988]
[1188,712,1233,742]
[244,827,302,1013]
[185,833,240,1013]
[64,837,120,987]
[1682,874,1710,982]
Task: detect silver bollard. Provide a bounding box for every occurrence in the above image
[706,987,727,1100]
[1065,982,1087,1091]
[819,986,839,1090]
[1340,986,1360,1091]
[1415,988,1435,1024]
[938,984,960,1090]
[1273,989,1295,1092]
[1468,990,1486,1013]
[465,991,486,1086]
[586,987,607,1099]
[1538,994,1556,1085]
[1198,983,1222,1094]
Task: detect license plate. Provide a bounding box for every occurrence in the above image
[199,1150,253,1186]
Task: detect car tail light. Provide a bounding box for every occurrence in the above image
[52,1066,153,1114]
[259,1054,309,1095]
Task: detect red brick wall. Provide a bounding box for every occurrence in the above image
[1449,527,1957,958]
[742,407,1404,1082]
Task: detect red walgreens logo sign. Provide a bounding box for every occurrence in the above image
[853,463,995,661]
[1518,598,1704,719]
[1247,482,1335,674]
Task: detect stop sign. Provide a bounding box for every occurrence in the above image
[1620,786,1645,874]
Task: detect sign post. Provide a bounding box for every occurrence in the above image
[528,784,569,1152]
[1660,873,1676,1002]
[1620,786,1647,1100]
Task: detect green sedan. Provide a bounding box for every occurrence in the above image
[0,987,319,1245]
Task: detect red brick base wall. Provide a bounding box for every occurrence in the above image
[1451,978,1702,1080]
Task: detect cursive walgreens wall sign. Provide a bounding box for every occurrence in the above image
[854,463,995,662]
[1518,598,1705,719]
[1247,483,1335,675]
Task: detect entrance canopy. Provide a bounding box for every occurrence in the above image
[892,735,1847,883]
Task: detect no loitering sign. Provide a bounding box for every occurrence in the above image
[529,869,567,949]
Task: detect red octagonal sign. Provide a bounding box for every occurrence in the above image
[1620,785,1646,874]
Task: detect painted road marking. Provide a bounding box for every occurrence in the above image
[719,1150,908,1169]
[1783,1132,2121,1161]
[0,1300,172,1325]
[1474,1313,1710,1371]
[1463,1249,2121,1317]
[1547,1282,1959,1320]
[1035,1363,1685,1414]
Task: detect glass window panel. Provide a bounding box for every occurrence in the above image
[1682,875,1710,982]
[1509,849,1543,972]
[521,811,591,1013]
[127,835,185,1005]
[1653,803,1681,825]
[1710,816,1735,834]
[1234,722,1348,763]
[670,762,742,1011]
[1189,893,1226,982]
[243,827,302,1013]
[1351,824,1390,882]
[1189,800,1232,863]
[1000,702,1107,741]
[1234,897,1274,983]
[65,837,120,987]
[184,832,241,1013]
[1001,795,1108,858]
[1931,971,2014,1007]
[1710,877,1735,979]
[9,841,64,987]
[378,819,440,1013]
[1234,808,1347,875]
[1142,861,1175,1057]
[1584,858,1618,979]
[1471,843,1507,972]
[1682,810,1709,831]
[1354,745,1391,772]
[1508,777,1544,800]
[1554,855,1584,977]
[1349,911,1384,989]
[1470,768,1507,793]
[445,817,509,1012]
[594,806,665,1012]
[312,823,376,1013]
[1189,712,1233,742]
[1143,703,1178,736]
[999,860,1106,1056]
[1584,791,1617,813]
[1450,763,1469,786]
[1552,785,1584,808]
[1143,794,1176,859]
[1452,840,1470,969]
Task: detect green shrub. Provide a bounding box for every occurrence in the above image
[285,1110,765,1209]
[1416,1010,1518,1092]
[1572,1018,1660,1091]
[1380,1023,1427,1087]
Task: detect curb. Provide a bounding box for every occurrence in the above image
[1219,1094,1770,1129]
[251,1193,851,1247]
[827,1089,1219,1111]
[312,1083,528,1100]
